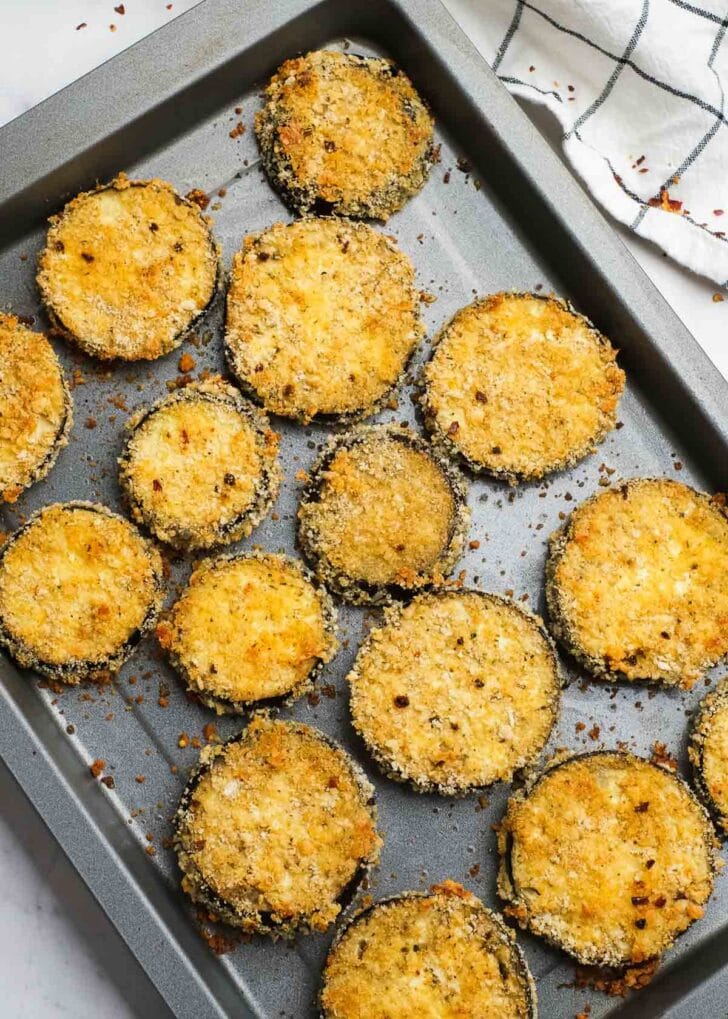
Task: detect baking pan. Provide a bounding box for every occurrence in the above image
[1,1,727,1016]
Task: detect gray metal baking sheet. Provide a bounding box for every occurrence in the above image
[1,1,728,1017]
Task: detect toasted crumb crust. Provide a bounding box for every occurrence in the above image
[497,751,717,968]
[157,551,337,714]
[348,589,561,795]
[174,715,381,936]
[545,478,728,688]
[297,425,470,605]
[320,881,537,1019]
[0,502,164,683]
[255,50,435,220]
[0,313,72,503]
[224,217,424,423]
[37,174,220,361]
[422,292,625,484]
[118,377,281,551]
[689,675,728,836]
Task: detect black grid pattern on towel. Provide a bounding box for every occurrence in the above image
[491,0,728,260]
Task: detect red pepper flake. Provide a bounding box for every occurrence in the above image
[651,741,677,770]
[202,722,220,743]
[528,65,535,72]
[166,3,173,8]
[469,863,480,877]
[575,721,586,733]
[114,4,125,13]
[714,209,724,216]
[443,170,451,184]
[110,23,117,32]
[567,84,575,92]
[648,188,682,213]
[229,121,246,139]
[469,540,480,550]
[186,188,210,211]
[635,155,645,166]
[76,22,87,30]
[178,352,196,373]
[152,478,163,492]
[394,694,410,708]
[634,801,650,813]
[85,417,97,429]
[135,775,146,784]
[234,106,242,114]
[89,758,105,778]
[101,775,115,789]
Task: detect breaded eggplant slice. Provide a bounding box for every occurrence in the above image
[546,478,728,688]
[37,173,220,361]
[118,377,281,551]
[320,880,537,1019]
[0,313,72,503]
[255,50,435,220]
[174,715,381,936]
[297,424,469,605]
[0,502,164,683]
[422,293,625,483]
[689,675,728,836]
[224,218,424,423]
[348,589,561,795]
[497,751,718,968]
[157,551,337,714]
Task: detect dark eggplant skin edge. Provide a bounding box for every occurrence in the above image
[37,177,222,363]
[317,888,538,1019]
[0,501,165,683]
[173,716,380,938]
[255,54,436,222]
[223,217,425,427]
[420,291,623,485]
[545,477,728,687]
[496,749,719,969]
[297,424,470,607]
[688,675,728,838]
[118,380,282,553]
[159,550,337,716]
[348,588,563,796]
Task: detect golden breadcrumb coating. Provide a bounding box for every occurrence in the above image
[119,377,280,551]
[175,716,380,935]
[498,752,717,967]
[547,478,728,687]
[321,881,536,1019]
[0,502,164,681]
[0,313,72,502]
[225,218,423,423]
[297,425,469,604]
[157,552,337,713]
[689,675,728,835]
[37,174,219,360]
[349,590,560,794]
[423,293,624,482]
[255,50,434,219]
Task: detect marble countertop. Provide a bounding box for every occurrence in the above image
[1,2,726,1017]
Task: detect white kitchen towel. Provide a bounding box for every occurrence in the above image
[449,0,728,286]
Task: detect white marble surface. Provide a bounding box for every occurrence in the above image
[0,2,726,1017]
